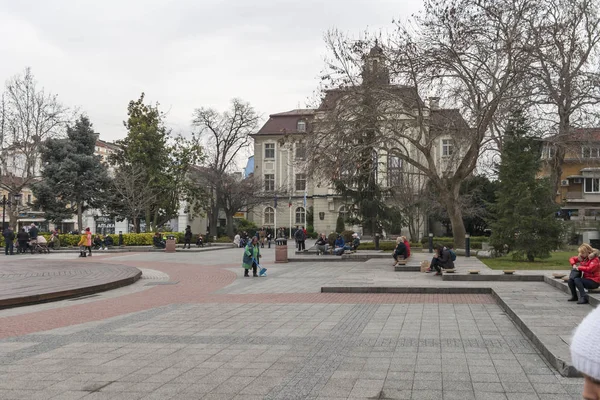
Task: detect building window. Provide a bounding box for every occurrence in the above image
[295,143,306,159]
[582,146,600,158]
[295,174,306,191]
[387,152,403,187]
[295,207,306,224]
[542,145,556,159]
[264,143,275,159]
[264,174,275,191]
[585,178,600,193]
[442,139,454,157]
[297,120,306,132]
[264,207,275,225]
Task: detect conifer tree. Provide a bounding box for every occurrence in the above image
[489,111,562,261]
[33,115,111,229]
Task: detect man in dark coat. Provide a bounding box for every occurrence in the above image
[430,245,455,275]
[184,225,192,249]
[17,228,29,253]
[294,226,306,251]
[3,226,15,255]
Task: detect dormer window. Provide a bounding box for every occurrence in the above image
[297,120,306,132]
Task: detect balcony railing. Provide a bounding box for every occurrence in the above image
[566,191,584,199]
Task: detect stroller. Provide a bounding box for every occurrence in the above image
[29,239,49,254]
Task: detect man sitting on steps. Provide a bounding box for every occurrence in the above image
[429,244,455,275]
[315,233,329,255]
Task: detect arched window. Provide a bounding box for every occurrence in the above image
[339,205,348,220]
[297,120,306,132]
[387,150,403,187]
[295,207,306,224]
[264,207,275,225]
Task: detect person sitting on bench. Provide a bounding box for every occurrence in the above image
[351,233,361,251]
[568,243,600,305]
[430,244,454,275]
[334,235,345,256]
[393,236,408,266]
[153,232,166,249]
[402,236,411,258]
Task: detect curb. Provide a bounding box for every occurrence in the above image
[0,268,142,309]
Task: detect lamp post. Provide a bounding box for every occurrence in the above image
[1,195,6,231]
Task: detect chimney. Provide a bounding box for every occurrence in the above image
[429,97,440,110]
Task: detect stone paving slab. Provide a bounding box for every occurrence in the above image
[0,248,587,398]
[0,301,581,399]
[0,260,142,308]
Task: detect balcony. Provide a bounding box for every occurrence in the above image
[566,191,584,200]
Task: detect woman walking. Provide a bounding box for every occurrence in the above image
[242,236,261,277]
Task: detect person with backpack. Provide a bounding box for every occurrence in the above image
[429,244,455,275]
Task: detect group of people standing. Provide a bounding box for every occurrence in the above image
[3,224,43,255]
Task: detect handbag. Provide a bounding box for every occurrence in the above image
[569,269,582,280]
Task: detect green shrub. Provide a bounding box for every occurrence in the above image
[328,233,338,246]
[341,230,354,244]
[216,236,232,243]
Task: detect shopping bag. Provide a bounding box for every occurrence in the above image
[420,260,430,273]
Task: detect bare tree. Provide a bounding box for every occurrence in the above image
[528,0,600,195]
[192,99,260,238]
[0,68,70,227]
[309,0,533,247]
[111,164,158,233]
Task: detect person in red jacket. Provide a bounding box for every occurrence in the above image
[402,236,411,258]
[568,243,600,304]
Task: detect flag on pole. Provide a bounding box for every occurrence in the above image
[288,195,292,207]
[303,191,307,207]
[274,195,277,208]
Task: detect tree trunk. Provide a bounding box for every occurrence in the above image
[549,110,570,199]
[77,202,83,232]
[442,190,467,249]
[226,213,234,238]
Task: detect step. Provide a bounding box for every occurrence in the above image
[393,265,420,272]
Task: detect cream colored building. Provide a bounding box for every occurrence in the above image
[249,46,468,238]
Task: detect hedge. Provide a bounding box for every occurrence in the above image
[419,236,487,250]
[0,232,191,247]
[360,242,422,251]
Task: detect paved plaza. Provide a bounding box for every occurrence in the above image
[0,245,589,399]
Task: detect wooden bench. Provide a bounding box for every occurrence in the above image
[589,288,600,293]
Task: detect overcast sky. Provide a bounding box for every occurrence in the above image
[0,0,422,143]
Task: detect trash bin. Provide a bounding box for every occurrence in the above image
[165,235,177,253]
[275,237,288,263]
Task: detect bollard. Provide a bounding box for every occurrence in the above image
[465,234,471,257]
[375,233,380,251]
[428,233,434,253]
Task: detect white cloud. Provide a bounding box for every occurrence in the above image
[0,0,423,141]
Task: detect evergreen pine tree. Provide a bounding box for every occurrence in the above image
[489,111,562,261]
[32,115,112,229]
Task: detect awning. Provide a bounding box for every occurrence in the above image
[566,175,584,179]
[17,218,47,222]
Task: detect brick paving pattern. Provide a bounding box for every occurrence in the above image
[0,247,585,399]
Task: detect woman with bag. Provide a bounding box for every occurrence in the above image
[568,243,600,304]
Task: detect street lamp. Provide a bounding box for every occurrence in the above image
[1,195,6,231]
